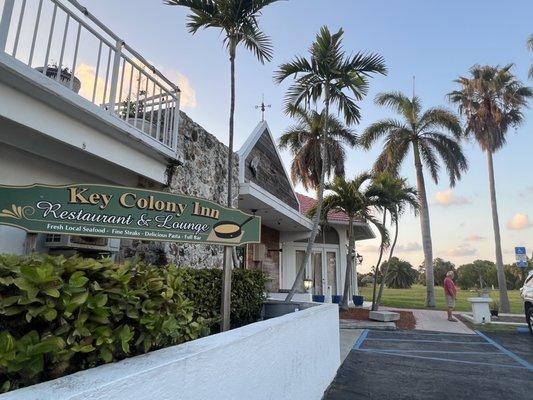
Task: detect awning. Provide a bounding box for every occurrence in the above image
[238,182,313,232]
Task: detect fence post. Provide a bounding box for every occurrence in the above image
[0,0,15,52]
[107,39,123,111]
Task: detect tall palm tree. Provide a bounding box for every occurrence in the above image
[526,35,533,79]
[278,105,357,190]
[360,92,467,307]
[448,64,533,312]
[374,174,419,309]
[368,172,396,311]
[275,26,386,302]
[165,0,279,331]
[309,173,389,310]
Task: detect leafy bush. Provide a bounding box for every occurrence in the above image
[0,254,266,392]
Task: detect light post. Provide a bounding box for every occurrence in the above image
[303,278,313,294]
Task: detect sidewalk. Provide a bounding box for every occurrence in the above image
[383,307,474,334]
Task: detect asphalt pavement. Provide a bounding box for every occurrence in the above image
[323,329,533,400]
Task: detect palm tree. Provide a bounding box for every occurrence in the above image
[278,105,357,190]
[448,64,533,312]
[165,0,279,331]
[309,173,389,310]
[374,174,419,309]
[384,257,417,289]
[275,26,387,302]
[526,35,533,79]
[360,92,467,307]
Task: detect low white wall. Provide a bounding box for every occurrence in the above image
[2,303,340,400]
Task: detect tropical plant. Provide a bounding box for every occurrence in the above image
[448,64,533,312]
[165,0,279,331]
[382,257,417,289]
[275,26,386,301]
[0,254,266,392]
[360,92,467,307]
[373,174,419,309]
[456,260,494,290]
[309,173,389,310]
[278,105,357,190]
[526,35,533,79]
[432,258,456,286]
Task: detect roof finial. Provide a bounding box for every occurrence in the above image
[255,94,271,122]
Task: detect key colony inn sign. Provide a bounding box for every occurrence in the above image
[0,184,261,246]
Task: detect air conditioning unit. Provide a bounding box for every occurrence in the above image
[44,234,120,252]
[250,243,266,262]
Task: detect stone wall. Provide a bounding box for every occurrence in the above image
[120,111,239,268]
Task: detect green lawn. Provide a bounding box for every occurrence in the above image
[359,284,524,314]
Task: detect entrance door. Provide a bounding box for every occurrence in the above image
[326,251,337,295]
[312,251,323,295]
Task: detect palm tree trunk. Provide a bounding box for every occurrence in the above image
[376,210,399,310]
[285,96,330,302]
[486,150,510,312]
[371,211,387,311]
[341,218,355,310]
[220,48,236,331]
[413,141,435,307]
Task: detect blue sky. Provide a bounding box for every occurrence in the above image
[87,0,533,271]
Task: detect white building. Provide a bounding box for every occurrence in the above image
[237,121,375,301]
[0,0,180,255]
[0,0,374,300]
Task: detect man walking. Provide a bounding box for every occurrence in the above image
[444,271,457,322]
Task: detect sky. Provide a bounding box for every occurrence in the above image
[75,0,532,272]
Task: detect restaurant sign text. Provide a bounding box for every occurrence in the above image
[0,184,261,245]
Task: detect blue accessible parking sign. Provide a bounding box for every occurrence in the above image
[515,247,528,268]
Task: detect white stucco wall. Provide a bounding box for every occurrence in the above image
[2,304,340,400]
[0,143,139,254]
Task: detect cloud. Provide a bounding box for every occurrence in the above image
[75,62,196,109]
[160,68,197,109]
[464,234,485,242]
[395,242,422,252]
[357,244,380,252]
[445,244,477,257]
[507,213,533,230]
[433,190,469,207]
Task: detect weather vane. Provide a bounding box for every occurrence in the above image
[255,94,271,122]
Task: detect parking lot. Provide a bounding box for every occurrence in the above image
[324,329,533,400]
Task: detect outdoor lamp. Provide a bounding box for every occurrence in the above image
[303,278,313,291]
[356,253,363,264]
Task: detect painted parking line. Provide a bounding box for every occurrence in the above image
[358,349,501,354]
[352,329,369,350]
[352,330,533,371]
[475,330,533,372]
[364,338,489,345]
[360,349,530,370]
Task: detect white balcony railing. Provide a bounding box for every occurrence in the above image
[0,0,180,151]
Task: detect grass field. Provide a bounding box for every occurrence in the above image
[359,284,524,314]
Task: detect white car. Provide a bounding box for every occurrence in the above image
[521,270,533,335]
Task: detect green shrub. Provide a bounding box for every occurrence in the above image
[0,254,266,392]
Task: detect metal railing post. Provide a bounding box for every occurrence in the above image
[172,92,181,151]
[0,0,15,52]
[107,39,123,111]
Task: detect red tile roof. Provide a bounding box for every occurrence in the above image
[296,193,349,223]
